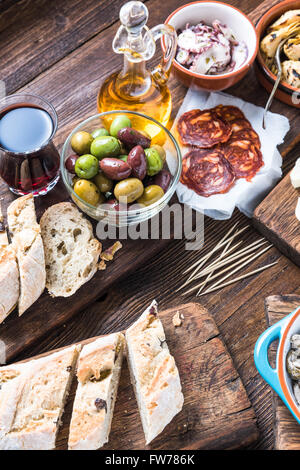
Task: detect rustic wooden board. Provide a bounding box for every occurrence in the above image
[12,302,258,450]
[265,294,300,450]
[253,169,300,267]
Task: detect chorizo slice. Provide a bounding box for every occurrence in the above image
[180,148,235,197]
[177,109,232,148]
[229,129,261,149]
[223,141,264,181]
[214,105,246,122]
[230,118,252,133]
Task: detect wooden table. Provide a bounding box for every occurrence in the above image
[1,0,300,450]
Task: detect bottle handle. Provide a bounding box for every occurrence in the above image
[150,24,177,86]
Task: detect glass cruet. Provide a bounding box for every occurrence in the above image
[97,1,177,136]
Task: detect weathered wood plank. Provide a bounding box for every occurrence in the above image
[0,0,126,93]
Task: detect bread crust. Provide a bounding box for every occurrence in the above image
[7,194,46,315]
[126,301,184,445]
[40,202,102,297]
[68,333,125,450]
[0,246,19,323]
[0,345,80,450]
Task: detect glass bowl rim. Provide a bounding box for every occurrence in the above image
[0,93,58,155]
[60,110,182,216]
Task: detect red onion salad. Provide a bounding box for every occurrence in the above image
[176,20,248,75]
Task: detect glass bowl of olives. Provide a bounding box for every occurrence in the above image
[61,111,182,226]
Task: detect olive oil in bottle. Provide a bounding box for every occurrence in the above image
[97,1,177,138]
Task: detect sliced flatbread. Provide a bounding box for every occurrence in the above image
[0,344,80,450]
[68,332,125,450]
[126,300,184,445]
[40,202,102,297]
[7,194,46,315]
[0,205,19,324]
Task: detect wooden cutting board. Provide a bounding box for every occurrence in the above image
[253,166,300,267]
[265,294,300,450]
[13,302,258,450]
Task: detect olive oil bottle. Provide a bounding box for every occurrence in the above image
[97,1,177,137]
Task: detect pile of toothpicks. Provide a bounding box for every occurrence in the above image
[177,222,277,297]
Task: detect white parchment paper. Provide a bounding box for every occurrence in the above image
[170,89,290,220]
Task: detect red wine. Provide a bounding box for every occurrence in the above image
[0,104,60,195]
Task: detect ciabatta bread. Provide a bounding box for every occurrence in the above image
[125,301,184,445]
[40,202,102,297]
[0,205,19,323]
[7,194,46,315]
[0,247,19,324]
[0,344,80,450]
[68,333,125,450]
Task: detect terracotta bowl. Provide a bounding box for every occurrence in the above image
[165,1,258,91]
[255,0,300,108]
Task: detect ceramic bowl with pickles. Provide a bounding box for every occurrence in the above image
[61,111,182,226]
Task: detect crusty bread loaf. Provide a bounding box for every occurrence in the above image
[40,202,102,297]
[0,205,19,323]
[7,194,46,316]
[0,344,80,450]
[68,333,125,450]
[125,300,184,445]
[0,247,19,324]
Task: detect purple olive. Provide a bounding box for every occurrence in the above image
[65,154,79,174]
[99,158,131,181]
[117,127,151,149]
[105,198,128,212]
[153,170,172,192]
[127,145,147,180]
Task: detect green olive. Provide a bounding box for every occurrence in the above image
[118,155,128,162]
[110,115,132,138]
[71,131,93,155]
[93,172,113,193]
[91,127,109,139]
[144,148,163,176]
[90,135,121,160]
[75,154,99,179]
[137,185,164,206]
[74,179,103,206]
[150,144,166,163]
[114,178,144,203]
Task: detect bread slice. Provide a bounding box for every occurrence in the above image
[68,333,125,450]
[0,205,19,323]
[7,194,46,315]
[0,344,80,450]
[40,202,102,297]
[125,300,184,445]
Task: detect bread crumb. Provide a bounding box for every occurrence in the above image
[101,241,122,262]
[172,311,183,327]
[98,259,107,271]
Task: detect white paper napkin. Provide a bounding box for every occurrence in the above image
[169,89,290,220]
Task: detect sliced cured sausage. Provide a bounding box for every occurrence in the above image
[177,109,232,148]
[214,105,245,122]
[230,118,252,133]
[180,149,235,197]
[223,140,263,181]
[229,129,261,149]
